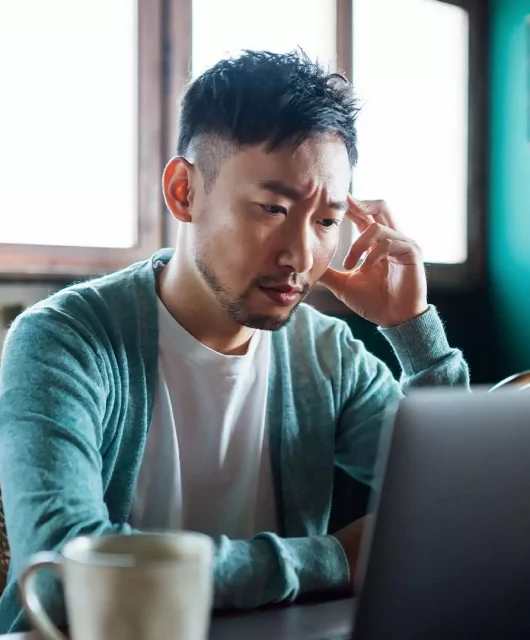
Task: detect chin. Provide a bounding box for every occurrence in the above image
[237,308,297,332]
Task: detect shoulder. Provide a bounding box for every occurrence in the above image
[16,257,152,326]
[3,257,155,363]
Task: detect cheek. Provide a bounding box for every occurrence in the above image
[208,209,268,263]
[311,234,339,274]
[197,199,252,242]
[195,208,260,277]
[194,199,237,253]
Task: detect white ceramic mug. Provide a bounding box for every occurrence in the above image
[19,532,215,640]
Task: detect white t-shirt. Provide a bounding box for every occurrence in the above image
[129,298,277,539]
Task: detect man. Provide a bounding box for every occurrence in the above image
[0,50,469,632]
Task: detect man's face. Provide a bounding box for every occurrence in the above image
[189,135,351,331]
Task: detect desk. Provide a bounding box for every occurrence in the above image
[211,596,353,639]
[0,596,354,640]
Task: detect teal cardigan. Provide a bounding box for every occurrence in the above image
[0,250,469,632]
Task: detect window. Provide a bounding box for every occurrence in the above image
[2,0,481,281]
[191,0,337,78]
[352,0,469,265]
[0,0,164,277]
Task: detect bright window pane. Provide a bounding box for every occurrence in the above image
[353,0,469,264]
[0,0,137,248]
[192,0,336,78]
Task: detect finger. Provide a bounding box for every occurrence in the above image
[342,224,379,270]
[349,196,400,232]
[319,267,349,299]
[348,208,372,233]
[343,223,401,271]
[359,238,418,272]
[359,199,398,230]
[347,195,375,230]
[358,239,393,272]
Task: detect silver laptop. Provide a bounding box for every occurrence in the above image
[351,388,530,640]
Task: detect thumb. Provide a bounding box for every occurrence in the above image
[319,267,349,299]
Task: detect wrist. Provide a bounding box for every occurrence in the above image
[378,305,453,376]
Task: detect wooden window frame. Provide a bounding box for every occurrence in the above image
[421,0,489,290]
[163,0,192,249]
[0,0,165,279]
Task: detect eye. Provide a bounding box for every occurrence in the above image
[319,219,341,229]
[260,204,287,215]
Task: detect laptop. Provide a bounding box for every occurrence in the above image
[350,387,530,639]
[212,388,530,640]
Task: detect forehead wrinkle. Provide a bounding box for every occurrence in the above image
[220,137,350,205]
[257,175,348,214]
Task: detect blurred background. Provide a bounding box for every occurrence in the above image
[0,0,527,384]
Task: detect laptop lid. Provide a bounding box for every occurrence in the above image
[351,388,530,640]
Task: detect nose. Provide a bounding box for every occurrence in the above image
[276,220,314,275]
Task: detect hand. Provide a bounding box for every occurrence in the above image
[319,197,428,328]
[332,515,373,589]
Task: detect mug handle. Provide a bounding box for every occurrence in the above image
[18,551,68,640]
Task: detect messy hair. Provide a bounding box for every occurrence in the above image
[177,49,360,191]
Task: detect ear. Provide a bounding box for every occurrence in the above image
[162,156,195,223]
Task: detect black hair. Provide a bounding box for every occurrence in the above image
[177,49,360,190]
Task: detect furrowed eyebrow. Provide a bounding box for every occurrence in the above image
[328,199,349,212]
[259,180,348,212]
[258,180,302,201]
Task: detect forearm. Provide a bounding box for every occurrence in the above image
[334,307,469,491]
[213,533,349,609]
[6,481,349,611]
[2,519,349,633]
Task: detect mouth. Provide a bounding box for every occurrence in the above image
[257,284,303,307]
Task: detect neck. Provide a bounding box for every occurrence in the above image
[158,254,255,356]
